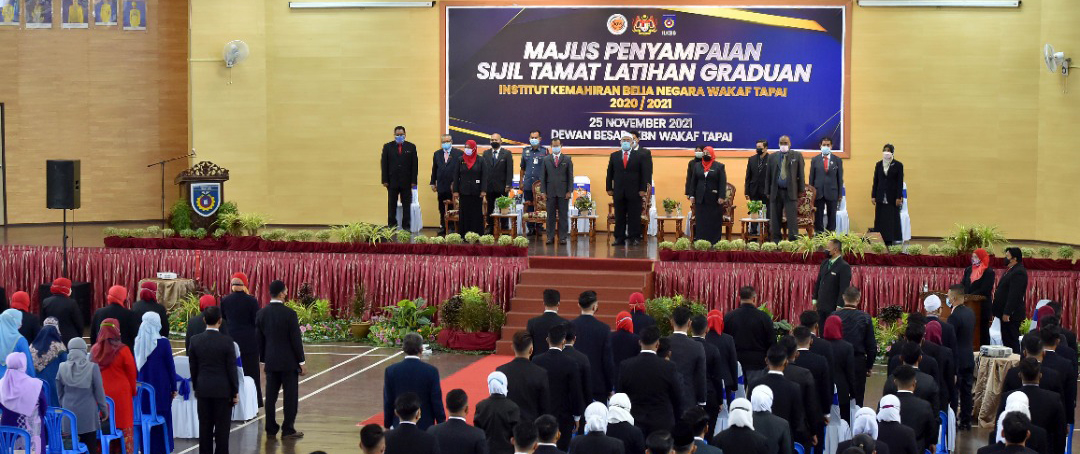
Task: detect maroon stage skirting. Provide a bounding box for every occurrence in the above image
[104,236,528,257]
[659,249,1080,271]
[655,261,1080,329]
[0,245,527,316]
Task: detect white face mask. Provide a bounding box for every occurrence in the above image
[464,148,474,156]
[883,151,893,161]
[821,146,831,155]
[779,145,790,152]
[694,151,704,159]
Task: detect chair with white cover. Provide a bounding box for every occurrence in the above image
[647,183,658,236]
[899,183,912,243]
[834,186,850,233]
[395,187,423,233]
[171,356,199,439]
[231,343,258,421]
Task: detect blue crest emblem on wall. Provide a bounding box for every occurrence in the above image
[190,182,222,217]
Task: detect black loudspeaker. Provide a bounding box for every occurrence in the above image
[38,281,93,326]
[46,160,81,209]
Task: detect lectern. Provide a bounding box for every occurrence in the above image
[174,161,230,229]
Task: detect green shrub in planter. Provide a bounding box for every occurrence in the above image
[927,244,942,255]
[315,230,332,242]
[869,243,887,254]
[693,239,712,251]
[762,242,779,252]
[658,241,675,250]
[162,228,175,238]
[261,229,288,241]
[113,229,131,238]
[747,242,762,251]
[132,228,149,238]
[497,235,513,246]
[1020,247,1036,259]
[941,244,959,256]
[146,225,162,236]
[479,235,496,246]
[194,228,208,239]
[731,239,746,250]
[446,233,464,245]
[777,240,796,253]
[1058,246,1075,260]
[179,229,196,239]
[431,236,446,245]
[464,232,481,244]
[396,230,412,244]
[103,227,119,237]
[295,230,315,242]
[645,296,707,337]
[1037,247,1053,259]
[512,236,529,248]
[712,240,731,251]
[673,237,691,251]
[212,228,227,239]
[413,235,430,244]
[906,244,923,255]
[887,244,903,254]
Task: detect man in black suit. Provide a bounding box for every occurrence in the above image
[431,134,463,236]
[570,291,615,402]
[188,307,239,454]
[527,290,568,359]
[808,137,843,233]
[381,125,419,230]
[977,412,1038,454]
[892,365,938,453]
[793,326,832,451]
[993,247,1028,354]
[539,139,574,244]
[1000,357,1067,454]
[798,310,835,374]
[766,134,805,242]
[629,130,653,183]
[646,431,674,454]
[534,415,564,454]
[667,306,707,408]
[690,315,727,436]
[483,133,514,235]
[946,285,976,429]
[812,239,850,328]
[220,275,262,406]
[618,326,683,436]
[561,326,592,412]
[383,333,446,429]
[745,139,770,235]
[749,344,808,446]
[428,389,488,454]
[531,324,584,450]
[836,287,877,407]
[1040,326,1076,426]
[40,278,83,344]
[723,286,776,383]
[496,331,551,422]
[778,336,821,449]
[360,424,386,454]
[885,322,941,389]
[90,285,137,348]
[256,280,307,439]
[385,393,440,454]
[1002,334,1064,397]
[884,342,941,414]
[511,420,539,454]
[606,132,649,246]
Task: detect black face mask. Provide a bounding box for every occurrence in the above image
[756,148,764,154]
[703,155,712,162]
[491,142,501,149]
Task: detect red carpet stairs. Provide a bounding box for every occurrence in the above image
[495,256,655,355]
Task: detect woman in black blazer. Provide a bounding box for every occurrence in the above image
[453,139,490,236]
[688,146,727,243]
[568,402,625,454]
[871,144,904,244]
[962,248,996,349]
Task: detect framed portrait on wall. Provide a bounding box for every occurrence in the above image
[0,0,20,27]
[25,0,52,29]
[61,0,88,28]
[93,0,115,26]
[120,0,143,30]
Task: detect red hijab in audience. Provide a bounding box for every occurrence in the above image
[707,310,724,335]
[925,320,943,345]
[9,292,30,312]
[199,295,218,311]
[91,318,124,367]
[823,315,843,341]
[463,140,478,169]
[107,285,128,307]
[1037,305,1055,321]
[628,292,646,313]
[616,311,634,333]
[702,146,716,173]
[970,248,990,281]
[51,278,72,297]
[138,281,157,302]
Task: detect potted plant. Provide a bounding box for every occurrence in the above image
[436,287,505,351]
[495,196,513,214]
[349,283,371,339]
[747,200,764,219]
[574,194,595,216]
[662,198,680,216]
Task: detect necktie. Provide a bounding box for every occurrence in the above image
[493,150,498,161]
[824,156,829,172]
[780,152,788,180]
[444,151,449,163]
[398,144,402,155]
[555,155,560,167]
[622,151,629,168]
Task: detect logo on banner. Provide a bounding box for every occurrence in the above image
[632,14,657,36]
[606,14,627,35]
[662,14,676,29]
[190,183,222,217]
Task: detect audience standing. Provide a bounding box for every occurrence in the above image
[8,292,40,344]
[571,291,616,402]
[29,317,65,406]
[428,389,488,454]
[40,277,83,344]
[56,337,108,454]
[724,286,776,383]
[475,371,521,454]
[617,326,682,436]
[91,285,137,348]
[383,332,446,429]
[497,331,551,422]
[134,311,177,453]
[527,290,568,359]
[835,287,876,407]
[220,273,262,407]
[188,307,238,454]
[94,317,138,453]
[385,392,440,454]
[257,280,308,439]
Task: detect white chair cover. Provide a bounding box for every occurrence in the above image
[900,183,912,242]
[735,362,746,400]
[648,184,658,236]
[395,187,423,233]
[231,343,258,421]
[825,388,850,454]
[835,187,850,234]
[947,406,956,451]
[172,356,200,439]
[989,318,1003,346]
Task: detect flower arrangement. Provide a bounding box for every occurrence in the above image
[495,196,514,214]
[873,307,908,362]
[747,242,762,251]
[693,239,712,251]
[658,241,675,250]
[662,198,680,215]
[431,236,446,245]
[465,232,481,244]
[574,194,595,214]
[497,235,513,246]
[746,200,764,217]
[445,233,464,245]
[479,235,496,246]
[673,237,691,251]
[761,242,779,252]
[512,236,529,248]
[713,239,732,251]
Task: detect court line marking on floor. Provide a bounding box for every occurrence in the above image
[176,349,400,454]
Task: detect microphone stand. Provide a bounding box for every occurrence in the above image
[148,150,196,229]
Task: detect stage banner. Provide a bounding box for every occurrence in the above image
[447,6,846,152]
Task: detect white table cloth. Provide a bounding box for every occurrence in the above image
[395,187,423,233]
[835,187,850,234]
[232,343,258,421]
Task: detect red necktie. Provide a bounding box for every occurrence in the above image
[398,144,402,155]
[555,155,560,167]
[622,151,628,168]
[824,157,829,172]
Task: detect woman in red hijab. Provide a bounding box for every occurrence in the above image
[184,295,229,351]
[627,292,656,334]
[822,315,856,421]
[703,309,739,395]
[961,248,995,351]
[453,139,489,236]
[9,291,42,342]
[610,311,641,369]
[686,145,728,243]
[92,318,137,453]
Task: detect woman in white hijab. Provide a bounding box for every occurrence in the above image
[714,398,769,454]
[606,393,646,454]
[991,391,1049,453]
[838,407,888,454]
[750,386,793,454]
[568,402,624,453]
[876,395,918,454]
[133,311,176,453]
[475,371,520,454]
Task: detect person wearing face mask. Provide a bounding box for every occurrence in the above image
[520,130,549,236]
[745,139,770,234]
[606,132,649,246]
[381,125,419,231]
[538,138,573,245]
[992,247,1028,354]
[483,133,515,235]
[766,135,805,242]
[813,238,851,331]
[684,145,704,202]
[453,139,490,236]
[688,146,727,243]
[629,130,653,184]
[809,137,843,234]
[961,248,995,349]
[430,134,463,236]
[871,143,904,245]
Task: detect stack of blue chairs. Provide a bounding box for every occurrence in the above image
[133,382,170,454]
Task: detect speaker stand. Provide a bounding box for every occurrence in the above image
[61,209,69,277]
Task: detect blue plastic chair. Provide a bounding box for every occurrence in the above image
[0,426,32,454]
[936,411,948,454]
[133,382,170,454]
[44,406,89,453]
[98,397,127,454]
[1066,423,1074,454]
[794,442,805,454]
